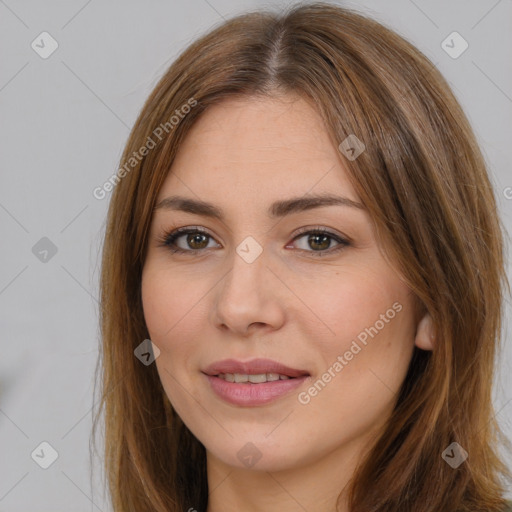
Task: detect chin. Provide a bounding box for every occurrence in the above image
[200,430,320,473]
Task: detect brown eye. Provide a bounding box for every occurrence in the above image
[158,226,350,258]
[290,228,350,257]
[186,233,210,250]
[159,227,219,255]
[306,233,332,251]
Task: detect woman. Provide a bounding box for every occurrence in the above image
[93,2,512,511]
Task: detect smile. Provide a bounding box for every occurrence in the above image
[217,373,292,383]
[202,358,311,406]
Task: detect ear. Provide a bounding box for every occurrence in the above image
[415,313,435,351]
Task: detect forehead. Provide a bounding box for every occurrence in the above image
[157,94,359,204]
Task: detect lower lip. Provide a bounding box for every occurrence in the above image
[204,374,310,406]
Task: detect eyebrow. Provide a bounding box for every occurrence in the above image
[154,193,365,219]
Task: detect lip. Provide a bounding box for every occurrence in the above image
[202,358,311,406]
[202,358,310,378]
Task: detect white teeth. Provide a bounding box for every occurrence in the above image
[248,374,267,383]
[217,373,293,383]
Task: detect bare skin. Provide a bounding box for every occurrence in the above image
[141,93,434,512]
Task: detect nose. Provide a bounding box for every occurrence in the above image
[210,244,286,337]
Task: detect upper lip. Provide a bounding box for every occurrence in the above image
[202,358,310,378]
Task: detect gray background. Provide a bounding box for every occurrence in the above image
[0,0,511,510]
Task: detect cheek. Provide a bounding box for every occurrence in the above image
[303,261,408,349]
[141,266,201,414]
[141,263,210,403]
[299,302,415,444]
[317,307,414,407]
[141,264,200,341]
[141,275,168,340]
[302,262,416,409]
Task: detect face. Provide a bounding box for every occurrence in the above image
[141,94,421,473]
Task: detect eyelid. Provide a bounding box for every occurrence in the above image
[290,225,351,243]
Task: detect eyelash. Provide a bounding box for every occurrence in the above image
[156,225,351,258]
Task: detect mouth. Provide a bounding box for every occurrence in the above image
[202,358,311,406]
[202,358,310,379]
[215,372,296,383]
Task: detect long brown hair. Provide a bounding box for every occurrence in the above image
[92,2,512,510]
